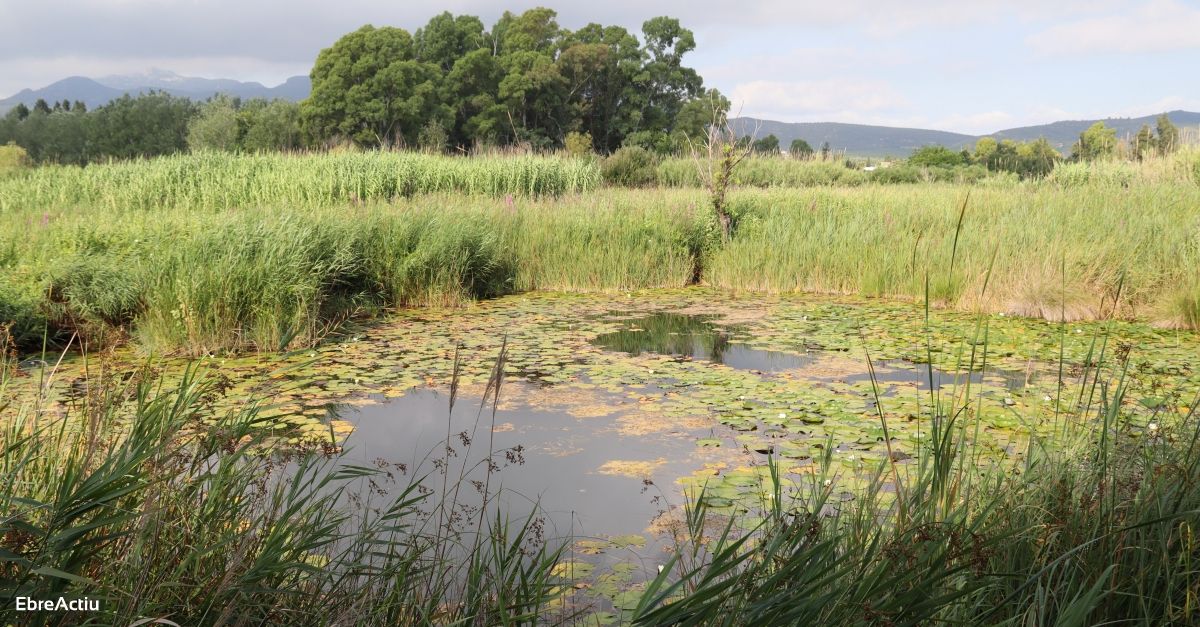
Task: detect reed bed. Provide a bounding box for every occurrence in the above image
[707,184,1200,325]
[0,151,600,212]
[2,152,1199,356]
[0,192,709,353]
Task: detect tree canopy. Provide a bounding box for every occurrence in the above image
[300,8,712,153]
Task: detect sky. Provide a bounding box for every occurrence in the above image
[1,0,1198,134]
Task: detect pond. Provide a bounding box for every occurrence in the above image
[11,289,1198,612]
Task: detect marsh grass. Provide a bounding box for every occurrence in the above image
[2,153,1199,357]
[0,354,568,626]
[706,184,1200,323]
[2,191,714,353]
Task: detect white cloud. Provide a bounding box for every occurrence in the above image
[730,79,909,121]
[699,47,914,85]
[1027,0,1200,56]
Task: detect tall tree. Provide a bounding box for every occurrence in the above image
[1155,113,1179,157]
[302,25,449,146]
[188,95,239,152]
[751,134,780,154]
[1133,124,1156,161]
[633,17,702,149]
[789,138,814,158]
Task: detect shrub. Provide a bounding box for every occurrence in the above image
[564,131,594,157]
[0,143,29,174]
[869,165,923,184]
[602,145,659,187]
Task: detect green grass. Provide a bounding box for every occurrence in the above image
[636,371,1200,624]
[707,184,1200,321]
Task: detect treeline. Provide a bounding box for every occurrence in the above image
[1,7,721,165]
[0,93,301,165]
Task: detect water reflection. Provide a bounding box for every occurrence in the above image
[592,313,816,372]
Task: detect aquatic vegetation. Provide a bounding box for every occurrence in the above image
[3,286,1199,624]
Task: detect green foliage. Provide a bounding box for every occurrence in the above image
[0,143,29,172]
[1072,121,1118,161]
[636,356,1200,624]
[751,134,780,154]
[602,145,659,187]
[303,25,449,147]
[187,95,239,152]
[237,99,302,152]
[417,119,449,154]
[908,145,965,168]
[563,131,594,157]
[1156,113,1179,157]
[789,138,813,158]
[88,92,195,160]
[0,151,600,213]
[1133,124,1156,161]
[0,370,566,624]
[971,136,1060,178]
[1049,160,1137,187]
[300,10,706,153]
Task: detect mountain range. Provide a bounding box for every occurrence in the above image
[0,69,310,115]
[3,71,1197,157]
[731,111,1200,157]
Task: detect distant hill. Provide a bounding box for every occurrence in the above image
[989,111,1200,152]
[731,118,976,158]
[732,110,1200,157]
[0,70,310,115]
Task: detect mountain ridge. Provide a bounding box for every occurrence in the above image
[0,70,310,115]
[731,111,1200,157]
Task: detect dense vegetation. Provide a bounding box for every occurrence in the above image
[1,150,1197,356]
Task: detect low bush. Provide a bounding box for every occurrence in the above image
[602,146,659,187]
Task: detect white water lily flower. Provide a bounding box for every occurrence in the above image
[823,479,832,486]
[1043,395,1052,402]
[1149,423,1158,432]
[778,412,786,419]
